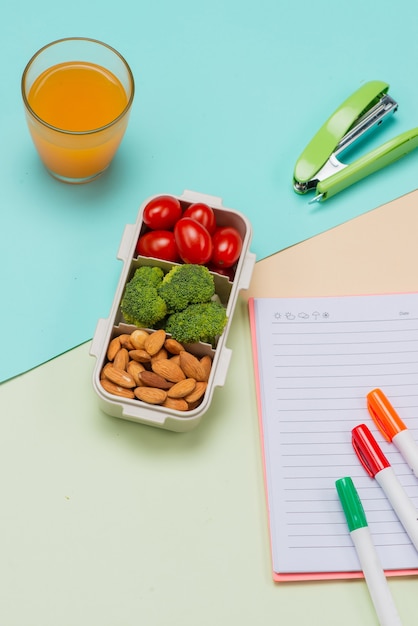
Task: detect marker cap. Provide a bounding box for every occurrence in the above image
[352,423,391,477]
[336,476,368,532]
[367,388,406,442]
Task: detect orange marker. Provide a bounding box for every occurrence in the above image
[367,388,418,478]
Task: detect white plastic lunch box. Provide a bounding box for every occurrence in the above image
[90,190,255,432]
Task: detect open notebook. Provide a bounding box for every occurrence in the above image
[249,293,418,582]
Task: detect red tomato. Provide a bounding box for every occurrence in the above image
[136,230,180,262]
[210,226,243,268]
[183,203,216,235]
[207,263,236,281]
[142,195,182,230]
[174,217,213,264]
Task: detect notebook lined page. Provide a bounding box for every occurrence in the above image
[251,294,418,574]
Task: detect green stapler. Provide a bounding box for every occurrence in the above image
[293,80,418,202]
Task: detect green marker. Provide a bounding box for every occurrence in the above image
[335,477,402,626]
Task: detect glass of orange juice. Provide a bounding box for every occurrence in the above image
[21,37,135,184]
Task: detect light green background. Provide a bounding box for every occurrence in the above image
[1,0,417,380]
[2,302,417,626]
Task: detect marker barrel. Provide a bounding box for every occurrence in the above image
[393,430,418,478]
[351,527,402,626]
[376,466,418,552]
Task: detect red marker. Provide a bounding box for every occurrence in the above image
[352,424,418,552]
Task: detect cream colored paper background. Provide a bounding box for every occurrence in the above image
[247,190,418,300]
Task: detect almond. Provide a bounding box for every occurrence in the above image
[127,360,145,386]
[151,348,168,363]
[104,366,136,388]
[164,338,185,355]
[130,329,150,350]
[152,359,186,383]
[129,349,152,363]
[113,347,129,371]
[162,397,189,412]
[139,370,173,390]
[200,355,212,381]
[144,329,166,356]
[100,362,113,379]
[100,378,135,399]
[107,336,121,361]
[118,333,135,350]
[167,378,196,398]
[187,400,201,410]
[184,381,207,404]
[179,351,206,381]
[134,387,167,404]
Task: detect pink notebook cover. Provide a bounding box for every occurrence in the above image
[248,296,418,582]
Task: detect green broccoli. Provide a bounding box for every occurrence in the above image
[120,266,167,328]
[165,301,228,345]
[158,264,215,313]
[129,265,164,288]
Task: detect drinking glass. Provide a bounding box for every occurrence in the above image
[21,37,135,184]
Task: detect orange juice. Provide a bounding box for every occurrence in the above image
[23,55,133,182]
[28,61,128,132]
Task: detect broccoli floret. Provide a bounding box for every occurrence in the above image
[120,267,167,328]
[158,264,215,313]
[165,301,228,345]
[129,265,164,288]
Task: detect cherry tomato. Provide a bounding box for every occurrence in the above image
[174,217,213,264]
[183,203,216,235]
[207,263,236,281]
[142,195,182,230]
[210,226,243,268]
[136,230,180,262]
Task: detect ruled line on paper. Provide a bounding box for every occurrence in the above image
[252,294,418,575]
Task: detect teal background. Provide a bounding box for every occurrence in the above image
[1,0,417,381]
